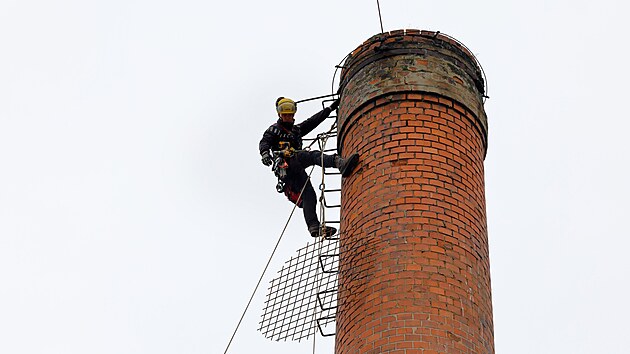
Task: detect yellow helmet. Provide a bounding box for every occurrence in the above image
[276,97,297,115]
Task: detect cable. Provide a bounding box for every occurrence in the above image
[332,53,351,96]
[225,57,345,352]
[222,165,316,354]
[376,0,384,33]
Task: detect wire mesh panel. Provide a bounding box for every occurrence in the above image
[259,238,339,341]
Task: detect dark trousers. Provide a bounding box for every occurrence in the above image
[285,151,336,230]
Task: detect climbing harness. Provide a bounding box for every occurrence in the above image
[271,141,307,206]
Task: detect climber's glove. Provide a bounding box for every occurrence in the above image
[261,151,273,166]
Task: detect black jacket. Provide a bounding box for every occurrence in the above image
[259,107,332,154]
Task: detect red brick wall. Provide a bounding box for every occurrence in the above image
[335,30,493,354]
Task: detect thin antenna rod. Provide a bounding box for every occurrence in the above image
[376,0,384,33]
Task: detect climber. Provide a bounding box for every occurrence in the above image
[259,97,359,238]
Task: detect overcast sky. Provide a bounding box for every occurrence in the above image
[1,1,629,353]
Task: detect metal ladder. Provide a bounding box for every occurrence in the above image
[311,113,342,338]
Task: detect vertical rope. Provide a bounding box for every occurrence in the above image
[376,0,384,33]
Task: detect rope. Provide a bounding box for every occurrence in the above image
[376,0,384,33]
[222,165,316,354]
[225,59,343,352]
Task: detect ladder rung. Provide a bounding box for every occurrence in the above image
[316,316,336,337]
[318,255,340,274]
[317,290,339,311]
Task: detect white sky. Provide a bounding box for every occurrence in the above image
[1,1,629,353]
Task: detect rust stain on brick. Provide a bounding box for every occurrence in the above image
[448,331,462,342]
[391,159,409,166]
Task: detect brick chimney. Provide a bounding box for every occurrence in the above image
[336,29,493,353]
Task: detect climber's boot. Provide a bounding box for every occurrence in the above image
[309,225,338,238]
[335,153,359,177]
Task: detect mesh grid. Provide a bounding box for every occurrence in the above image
[259,238,339,341]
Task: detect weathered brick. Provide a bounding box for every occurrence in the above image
[336,30,493,354]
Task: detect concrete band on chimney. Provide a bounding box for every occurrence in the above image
[336,29,494,353]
